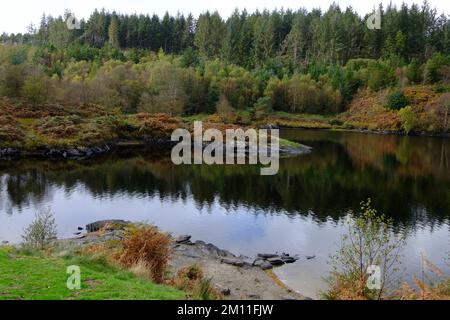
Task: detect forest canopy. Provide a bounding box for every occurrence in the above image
[0,2,449,117]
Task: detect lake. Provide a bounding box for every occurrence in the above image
[0,129,449,298]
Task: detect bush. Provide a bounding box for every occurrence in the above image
[118,225,170,283]
[0,64,26,97]
[22,75,53,106]
[424,53,450,84]
[323,199,406,300]
[386,92,409,110]
[22,210,57,250]
[172,264,218,300]
[406,59,423,84]
[366,61,396,91]
[397,254,450,300]
[398,106,417,134]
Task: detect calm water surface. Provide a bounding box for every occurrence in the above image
[0,129,449,298]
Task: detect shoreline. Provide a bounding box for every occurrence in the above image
[0,137,313,160]
[2,123,449,160]
[61,220,310,300]
[278,126,450,139]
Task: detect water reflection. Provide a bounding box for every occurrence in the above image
[0,129,448,298]
[1,130,449,226]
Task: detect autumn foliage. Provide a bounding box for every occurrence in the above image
[118,225,171,283]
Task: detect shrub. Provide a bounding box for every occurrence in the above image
[406,59,423,84]
[366,61,396,91]
[386,91,409,110]
[22,210,57,250]
[397,254,449,300]
[424,53,450,84]
[118,225,170,283]
[253,96,272,119]
[172,264,218,300]
[436,93,450,131]
[398,106,417,134]
[0,64,26,97]
[22,75,53,106]
[323,199,406,300]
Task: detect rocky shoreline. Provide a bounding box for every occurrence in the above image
[64,220,310,300]
[0,139,176,160]
[0,138,311,160]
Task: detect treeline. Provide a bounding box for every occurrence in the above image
[2,3,450,66]
[0,2,449,116]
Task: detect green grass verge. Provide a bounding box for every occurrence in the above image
[0,247,185,300]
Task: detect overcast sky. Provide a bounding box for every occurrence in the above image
[1,0,449,34]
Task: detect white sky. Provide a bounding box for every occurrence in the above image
[1,0,449,34]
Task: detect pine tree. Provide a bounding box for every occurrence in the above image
[108,15,120,49]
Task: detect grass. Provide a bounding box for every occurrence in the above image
[0,246,185,300]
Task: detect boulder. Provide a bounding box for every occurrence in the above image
[175,235,192,244]
[257,253,279,259]
[221,257,250,267]
[280,253,298,264]
[85,220,129,233]
[252,259,264,267]
[66,148,83,158]
[267,257,285,266]
[259,261,274,270]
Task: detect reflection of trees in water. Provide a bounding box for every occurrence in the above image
[282,129,450,180]
[0,132,449,229]
[0,173,55,214]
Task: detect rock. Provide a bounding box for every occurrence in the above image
[267,257,285,266]
[247,293,261,299]
[221,257,249,267]
[257,253,279,259]
[306,255,316,260]
[74,232,82,236]
[85,220,129,233]
[252,259,264,266]
[253,259,273,269]
[281,253,297,264]
[259,261,274,270]
[279,144,312,156]
[46,149,62,157]
[282,257,296,263]
[215,284,231,296]
[262,124,279,130]
[282,295,297,300]
[66,148,83,158]
[175,235,192,244]
[0,148,20,158]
